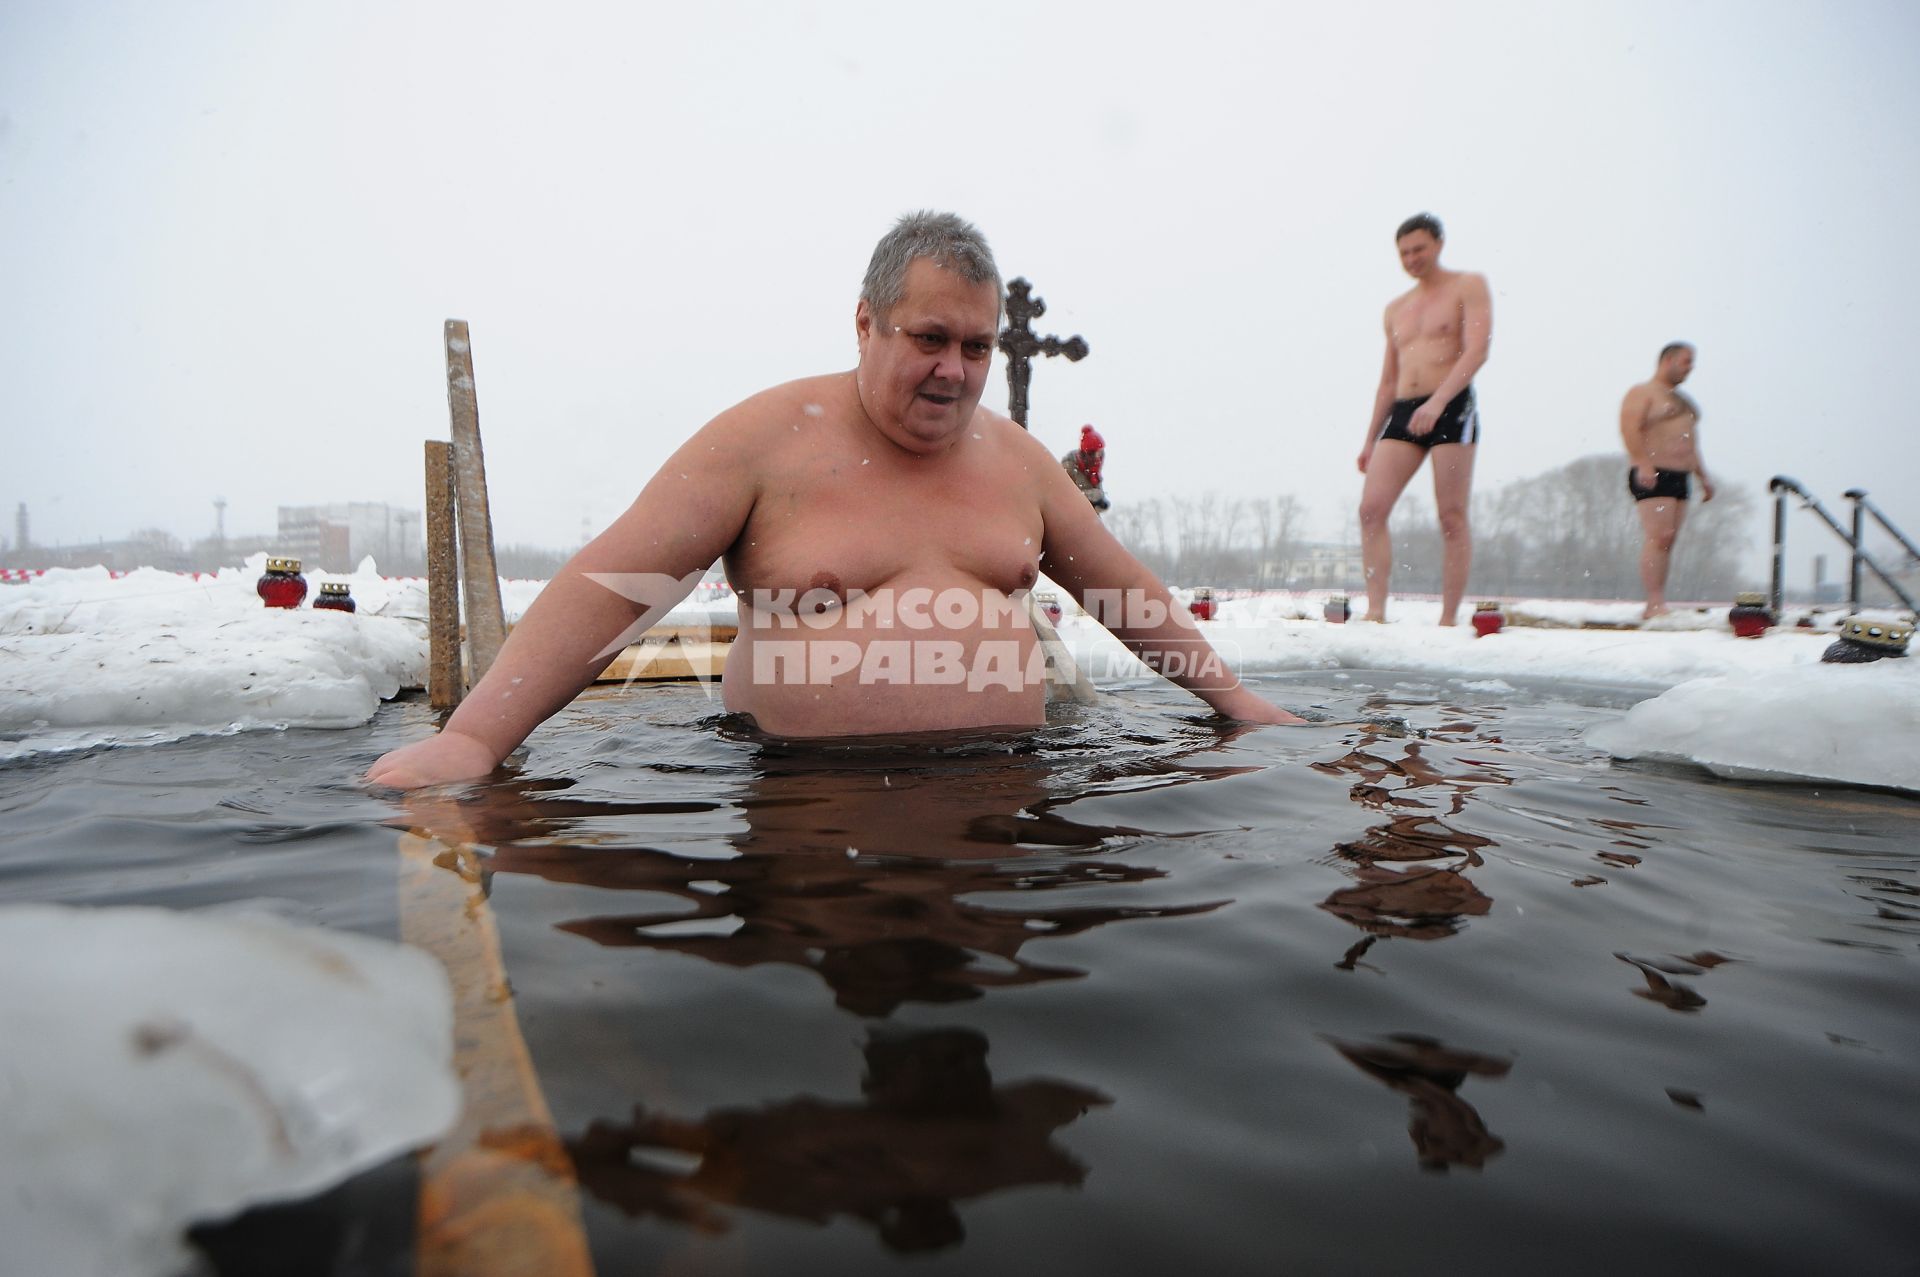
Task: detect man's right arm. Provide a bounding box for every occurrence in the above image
[365,410,762,789]
[1359,308,1398,473]
[1619,386,1655,488]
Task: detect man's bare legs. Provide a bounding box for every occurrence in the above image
[1358,439,1428,622]
[1430,443,1476,625]
[1634,497,1687,618]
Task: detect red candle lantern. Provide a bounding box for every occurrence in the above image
[257,557,308,609]
[1471,600,1504,637]
[1323,594,1349,624]
[1728,592,1773,639]
[1188,587,1216,622]
[313,581,357,614]
[1036,591,1063,626]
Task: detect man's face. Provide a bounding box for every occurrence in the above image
[855,257,1000,453]
[1664,347,1696,384]
[1396,230,1441,280]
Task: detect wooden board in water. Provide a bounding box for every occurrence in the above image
[594,626,734,683]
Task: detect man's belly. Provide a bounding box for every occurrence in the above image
[720,616,1047,737]
[1644,432,1699,472]
[1394,345,1463,400]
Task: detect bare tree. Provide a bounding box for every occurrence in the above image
[1249,495,1304,586]
[1469,454,1752,600]
[1082,457,1754,598]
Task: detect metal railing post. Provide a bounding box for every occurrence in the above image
[1770,480,1789,616]
[1773,476,1918,614]
[1846,492,1865,611]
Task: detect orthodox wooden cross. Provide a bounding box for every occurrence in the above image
[999,277,1088,428]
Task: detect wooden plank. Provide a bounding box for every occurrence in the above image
[1504,612,1655,632]
[424,441,463,708]
[398,831,595,1277]
[444,320,508,686]
[593,630,731,683]
[1031,596,1099,704]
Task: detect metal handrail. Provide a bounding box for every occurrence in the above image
[1769,476,1917,614]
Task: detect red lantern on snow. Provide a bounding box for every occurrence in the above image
[313,581,357,613]
[257,557,308,609]
[1729,592,1774,639]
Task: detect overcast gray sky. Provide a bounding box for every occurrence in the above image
[4,0,1916,582]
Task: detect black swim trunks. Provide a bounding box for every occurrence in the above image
[1379,386,1480,449]
[1627,467,1690,502]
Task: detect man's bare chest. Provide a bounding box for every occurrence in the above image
[731,450,1043,601]
[1648,391,1698,432]
[1392,291,1464,351]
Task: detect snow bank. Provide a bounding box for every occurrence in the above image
[3,564,1913,790]
[0,559,428,758]
[0,904,458,1277]
[1054,593,1839,691]
[0,558,735,758]
[1586,657,1920,789]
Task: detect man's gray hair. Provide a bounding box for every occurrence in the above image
[861,211,1002,322]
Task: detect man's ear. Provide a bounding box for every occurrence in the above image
[854,299,874,351]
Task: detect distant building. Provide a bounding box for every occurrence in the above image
[9,534,194,573]
[1267,541,1364,591]
[276,503,421,572]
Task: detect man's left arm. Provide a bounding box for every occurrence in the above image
[1033,445,1302,725]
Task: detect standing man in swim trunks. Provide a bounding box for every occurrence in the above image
[1620,342,1714,619]
[1356,213,1492,625]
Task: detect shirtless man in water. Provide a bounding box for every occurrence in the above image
[368,212,1299,788]
[1620,342,1714,618]
[1357,213,1492,625]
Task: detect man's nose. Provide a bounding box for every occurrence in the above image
[931,344,967,382]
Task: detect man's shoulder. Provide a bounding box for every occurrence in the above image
[704,373,849,438]
[736,371,848,415]
[971,404,1025,437]
[998,410,1067,459]
[966,409,1062,476]
[1448,269,1491,298]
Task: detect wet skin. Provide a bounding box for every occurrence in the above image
[367,259,1298,788]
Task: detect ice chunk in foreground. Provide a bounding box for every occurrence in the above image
[0,905,459,1277]
[1587,661,1920,791]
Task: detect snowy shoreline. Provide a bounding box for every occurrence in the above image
[3,560,1914,791]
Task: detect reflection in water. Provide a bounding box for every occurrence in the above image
[549,850,1214,1017]
[1325,1033,1512,1172]
[1324,864,1492,944]
[1312,732,1509,964]
[391,724,1253,1251]
[566,1026,1108,1252]
[403,746,1233,1017]
[1615,950,1734,1012]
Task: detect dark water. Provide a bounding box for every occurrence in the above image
[3,673,1918,1275]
